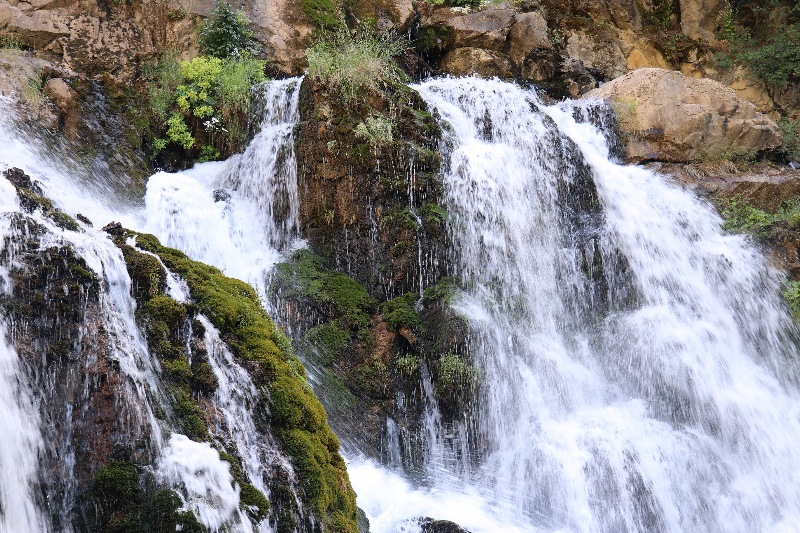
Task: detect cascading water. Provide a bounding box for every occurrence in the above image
[2,71,800,533]
[359,77,800,532]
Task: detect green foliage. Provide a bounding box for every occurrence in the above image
[306,25,407,103]
[714,0,800,86]
[239,483,270,521]
[198,1,257,59]
[641,0,676,33]
[0,33,21,50]
[779,117,800,161]
[150,489,207,533]
[783,280,800,320]
[177,56,224,117]
[395,353,421,376]
[719,197,774,235]
[305,323,351,364]
[147,54,183,122]
[717,1,738,42]
[301,0,339,29]
[355,115,394,145]
[272,249,376,330]
[434,353,478,399]
[422,277,460,305]
[92,462,140,503]
[147,53,265,159]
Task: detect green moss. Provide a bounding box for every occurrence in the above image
[91,461,140,502]
[172,387,210,441]
[110,229,358,533]
[46,211,80,231]
[15,187,53,213]
[381,293,422,332]
[271,249,375,330]
[239,483,270,521]
[190,359,219,394]
[91,461,143,532]
[150,489,207,533]
[301,0,339,29]
[305,323,350,364]
[422,277,460,306]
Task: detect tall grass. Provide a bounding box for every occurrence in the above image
[306,25,407,103]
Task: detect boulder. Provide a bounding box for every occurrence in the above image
[505,11,551,68]
[565,30,627,80]
[679,0,725,41]
[418,518,471,533]
[440,47,516,79]
[584,68,783,162]
[446,8,515,52]
[44,77,75,110]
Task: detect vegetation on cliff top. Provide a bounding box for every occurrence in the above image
[147,1,266,165]
[306,24,407,103]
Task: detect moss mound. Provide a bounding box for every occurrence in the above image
[108,228,358,533]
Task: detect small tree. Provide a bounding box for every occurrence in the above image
[198,1,257,59]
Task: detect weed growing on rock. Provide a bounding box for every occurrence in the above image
[306,25,407,103]
[779,118,800,161]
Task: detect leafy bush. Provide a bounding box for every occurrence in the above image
[782,280,800,319]
[779,117,800,161]
[714,0,800,87]
[641,0,676,33]
[198,1,257,59]
[149,54,265,158]
[719,196,773,235]
[306,25,407,103]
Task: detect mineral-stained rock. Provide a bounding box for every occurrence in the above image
[584,68,783,162]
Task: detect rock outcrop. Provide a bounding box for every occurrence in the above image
[584,68,783,162]
[679,0,725,41]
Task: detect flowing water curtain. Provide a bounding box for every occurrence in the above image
[411,77,800,532]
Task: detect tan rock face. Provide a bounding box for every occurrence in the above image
[576,0,642,31]
[440,46,515,79]
[505,11,550,68]
[584,68,783,162]
[679,0,725,40]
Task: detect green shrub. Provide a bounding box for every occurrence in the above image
[782,280,800,319]
[714,0,800,87]
[719,196,773,235]
[198,1,257,59]
[149,55,265,158]
[779,117,800,161]
[306,25,407,103]
[641,0,676,33]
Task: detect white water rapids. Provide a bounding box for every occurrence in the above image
[0,75,798,532]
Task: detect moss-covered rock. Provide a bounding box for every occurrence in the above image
[107,227,359,533]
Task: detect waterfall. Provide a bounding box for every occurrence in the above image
[384,77,800,532]
[2,71,800,533]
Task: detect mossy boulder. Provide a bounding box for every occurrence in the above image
[107,227,359,533]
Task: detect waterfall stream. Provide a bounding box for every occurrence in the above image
[1,75,799,532]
